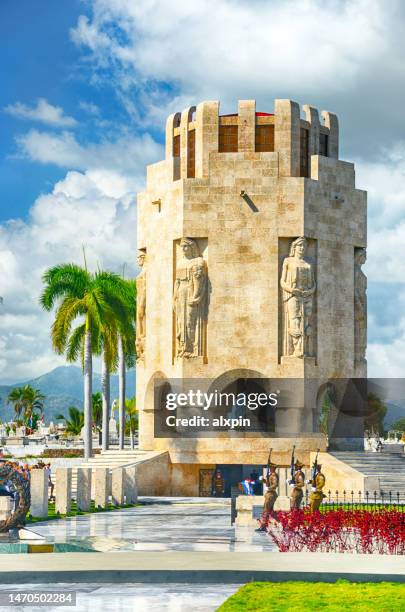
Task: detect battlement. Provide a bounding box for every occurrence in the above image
[165,99,339,181]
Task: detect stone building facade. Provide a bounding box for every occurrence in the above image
[136,99,367,496]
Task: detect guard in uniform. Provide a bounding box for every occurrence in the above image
[212,469,225,497]
[290,460,305,509]
[309,464,326,512]
[256,463,279,531]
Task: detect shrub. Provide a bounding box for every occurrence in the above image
[266,509,405,555]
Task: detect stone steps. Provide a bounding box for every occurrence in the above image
[51,449,164,495]
[331,451,405,495]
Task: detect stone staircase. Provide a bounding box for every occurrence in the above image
[52,449,165,495]
[331,451,405,496]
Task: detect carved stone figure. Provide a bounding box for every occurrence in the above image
[0,464,30,532]
[280,237,316,358]
[354,248,367,362]
[173,238,208,358]
[136,249,146,361]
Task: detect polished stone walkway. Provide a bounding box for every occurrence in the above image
[31,497,276,553]
[0,582,239,612]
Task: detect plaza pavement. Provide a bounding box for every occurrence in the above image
[0,497,403,584]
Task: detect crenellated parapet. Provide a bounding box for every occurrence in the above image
[164,98,339,182]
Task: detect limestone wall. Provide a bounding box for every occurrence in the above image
[135,451,171,496]
[136,98,367,466]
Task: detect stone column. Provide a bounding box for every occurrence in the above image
[76,468,92,512]
[111,468,125,506]
[275,99,301,177]
[30,469,49,518]
[303,105,320,160]
[238,100,256,152]
[195,100,219,179]
[124,466,137,504]
[180,106,196,179]
[94,468,110,508]
[55,468,72,515]
[321,110,339,158]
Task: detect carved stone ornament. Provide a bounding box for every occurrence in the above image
[173,238,208,358]
[280,237,316,358]
[136,249,146,361]
[354,248,367,362]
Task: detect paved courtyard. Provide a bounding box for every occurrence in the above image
[15,499,263,611]
[0,582,239,612]
[30,497,276,553]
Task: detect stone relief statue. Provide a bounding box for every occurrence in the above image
[280,237,316,358]
[136,249,146,361]
[354,248,367,362]
[173,238,208,358]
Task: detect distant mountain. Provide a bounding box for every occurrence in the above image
[0,366,136,423]
[384,401,405,429]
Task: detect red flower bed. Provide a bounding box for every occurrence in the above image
[266,509,405,555]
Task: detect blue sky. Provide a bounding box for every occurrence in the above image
[0,0,84,220]
[1,0,405,380]
[0,0,164,222]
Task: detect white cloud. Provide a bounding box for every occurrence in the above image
[368,336,405,378]
[355,148,405,283]
[69,0,405,147]
[0,169,140,380]
[4,98,77,127]
[79,101,100,115]
[71,0,387,94]
[16,129,162,175]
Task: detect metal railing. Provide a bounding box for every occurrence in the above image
[304,489,405,512]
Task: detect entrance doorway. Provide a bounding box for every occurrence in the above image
[198,464,265,497]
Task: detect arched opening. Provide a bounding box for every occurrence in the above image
[143,371,172,438]
[172,112,181,181]
[316,382,337,437]
[207,369,275,433]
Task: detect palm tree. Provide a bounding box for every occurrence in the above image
[7,387,25,422]
[21,385,45,428]
[56,406,84,436]
[125,397,138,449]
[7,385,45,427]
[98,324,119,451]
[92,391,103,443]
[40,263,129,459]
[117,278,136,450]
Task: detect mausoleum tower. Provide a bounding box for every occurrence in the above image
[136,99,367,494]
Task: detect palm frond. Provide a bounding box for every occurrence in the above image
[40,264,91,310]
[51,297,86,353]
[66,323,86,362]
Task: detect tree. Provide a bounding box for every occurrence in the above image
[392,417,405,432]
[56,406,84,436]
[93,276,135,452]
[124,396,138,449]
[40,263,129,459]
[21,385,45,427]
[92,391,103,443]
[366,392,387,435]
[98,316,119,452]
[7,385,45,427]
[116,277,136,450]
[7,387,26,422]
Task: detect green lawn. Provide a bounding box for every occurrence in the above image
[217,581,405,611]
[26,500,139,523]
